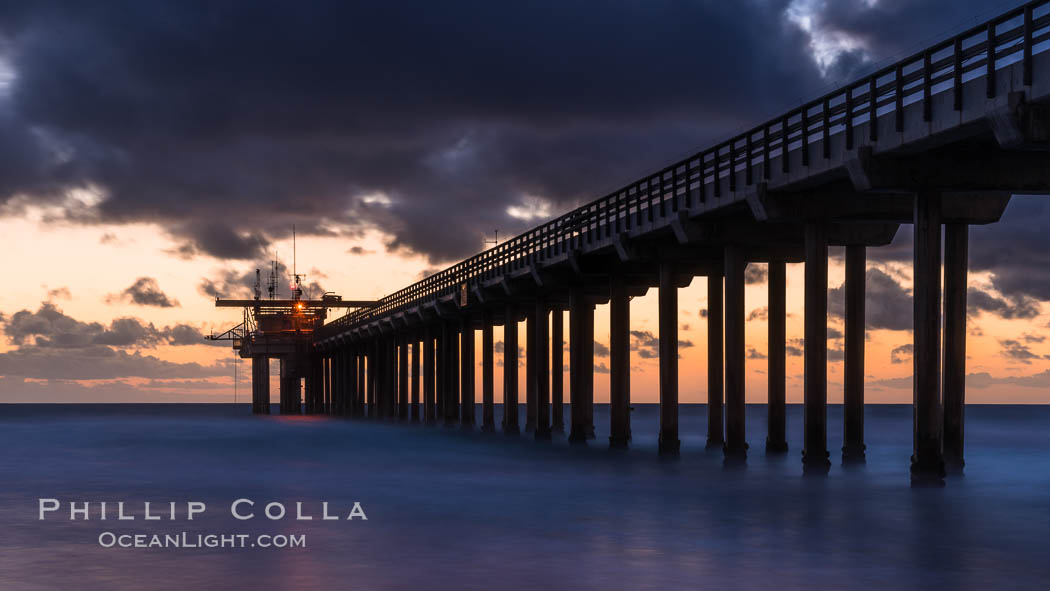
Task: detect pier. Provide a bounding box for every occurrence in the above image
[217,2,1050,484]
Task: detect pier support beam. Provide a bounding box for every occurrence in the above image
[526,307,537,433]
[339,352,347,415]
[707,273,724,449]
[912,191,945,484]
[280,358,300,415]
[943,223,969,474]
[375,340,386,419]
[461,317,475,427]
[349,348,359,417]
[410,337,420,422]
[389,338,399,419]
[535,300,551,440]
[609,276,631,449]
[333,352,341,415]
[252,356,270,414]
[304,356,316,414]
[317,355,325,415]
[444,322,459,426]
[803,222,831,474]
[399,336,409,421]
[375,341,386,419]
[843,246,867,463]
[724,247,747,460]
[424,328,436,424]
[767,261,788,452]
[552,309,565,433]
[569,287,595,443]
[332,353,341,415]
[503,304,520,434]
[366,342,375,418]
[336,351,346,415]
[357,348,366,417]
[583,306,595,440]
[435,328,445,422]
[658,262,680,457]
[482,311,495,432]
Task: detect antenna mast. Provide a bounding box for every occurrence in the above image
[485,229,499,247]
[291,224,304,301]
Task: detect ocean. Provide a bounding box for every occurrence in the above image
[0,403,1047,590]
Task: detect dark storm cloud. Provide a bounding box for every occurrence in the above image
[967,287,1039,320]
[748,307,768,322]
[867,197,1050,310]
[747,347,767,360]
[998,339,1050,365]
[107,277,179,308]
[1,301,216,348]
[198,259,324,299]
[809,0,1029,75]
[968,197,1050,304]
[0,301,228,379]
[594,342,611,358]
[829,268,912,331]
[744,265,768,285]
[630,331,660,359]
[0,0,839,264]
[966,369,1050,389]
[629,330,693,360]
[493,340,524,364]
[891,344,913,364]
[0,346,228,380]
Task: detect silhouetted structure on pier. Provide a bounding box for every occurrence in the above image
[243,2,1050,484]
[208,267,377,415]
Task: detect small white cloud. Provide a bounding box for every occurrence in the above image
[0,54,14,98]
[506,195,553,222]
[786,0,872,77]
[360,192,393,207]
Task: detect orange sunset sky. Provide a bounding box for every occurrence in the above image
[3,197,1050,405]
[2,0,1049,404]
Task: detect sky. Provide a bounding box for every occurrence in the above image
[3,0,1050,404]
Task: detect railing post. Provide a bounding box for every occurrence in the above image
[923,50,932,122]
[954,38,963,111]
[846,86,854,150]
[987,22,996,99]
[895,63,904,132]
[1025,5,1034,86]
[869,76,879,142]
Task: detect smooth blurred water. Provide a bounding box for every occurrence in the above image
[0,403,1048,590]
